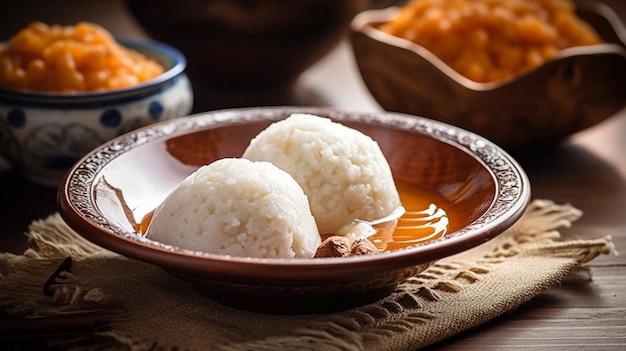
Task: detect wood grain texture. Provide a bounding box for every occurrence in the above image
[1,0,625,349]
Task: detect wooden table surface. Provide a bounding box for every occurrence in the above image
[1,1,625,350]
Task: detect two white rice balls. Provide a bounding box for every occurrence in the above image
[146,113,401,258]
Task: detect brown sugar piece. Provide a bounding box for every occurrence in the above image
[314,236,351,258]
[350,239,379,256]
[314,236,380,258]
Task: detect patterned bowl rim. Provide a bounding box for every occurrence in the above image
[58,106,531,282]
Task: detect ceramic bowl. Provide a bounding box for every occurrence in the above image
[0,39,194,187]
[350,0,626,150]
[57,106,530,314]
[123,0,372,110]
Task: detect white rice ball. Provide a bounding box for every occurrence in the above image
[242,113,402,234]
[145,158,321,259]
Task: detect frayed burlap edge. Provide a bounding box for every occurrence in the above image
[0,200,616,351]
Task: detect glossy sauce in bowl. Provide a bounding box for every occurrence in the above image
[369,182,450,251]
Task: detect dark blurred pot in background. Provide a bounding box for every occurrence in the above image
[124,0,371,111]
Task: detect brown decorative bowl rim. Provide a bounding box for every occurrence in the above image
[57,106,531,282]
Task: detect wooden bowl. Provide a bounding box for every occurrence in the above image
[57,106,530,314]
[350,0,626,149]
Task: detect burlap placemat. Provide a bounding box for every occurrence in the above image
[0,199,615,350]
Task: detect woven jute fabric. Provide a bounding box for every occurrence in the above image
[0,199,615,350]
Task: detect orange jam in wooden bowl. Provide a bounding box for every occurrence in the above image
[379,0,603,82]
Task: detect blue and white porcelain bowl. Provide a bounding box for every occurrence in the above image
[0,39,193,187]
